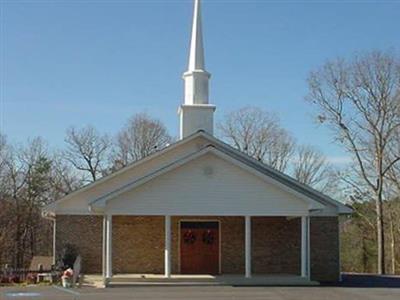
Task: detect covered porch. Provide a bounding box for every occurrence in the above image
[84,147,337,286]
[101,215,312,286]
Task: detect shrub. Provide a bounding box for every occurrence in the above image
[59,243,79,269]
[9,274,20,284]
[0,276,9,284]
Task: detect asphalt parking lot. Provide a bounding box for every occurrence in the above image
[1,274,400,300]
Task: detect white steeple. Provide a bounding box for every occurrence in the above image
[179,0,215,139]
[188,0,205,72]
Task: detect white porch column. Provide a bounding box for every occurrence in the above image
[245,216,252,278]
[105,214,113,279]
[102,215,107,278]
[52,219,56,265]
[164,215,171,278]
[301,216,310,279]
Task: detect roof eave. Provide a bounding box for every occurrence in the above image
[197,131,353,214]
[338,205,354,215]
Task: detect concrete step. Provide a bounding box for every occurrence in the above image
[108,275,319,287]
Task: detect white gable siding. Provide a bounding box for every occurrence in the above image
[106,153,312,216]
[55,136,211,213]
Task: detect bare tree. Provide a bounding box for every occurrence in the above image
[386,128,400,194]
[64,125,111,182]
[0,135,84,268]
[111,113,172,170]
[306,50,400,274]
[292,145,333,192]
[0,133,10,195]
[218,107,295,172]
[50,152,84,197]
[385,130,400,274]
[0,133,7,164]
[0,134,12,266]
[0,138,54,267]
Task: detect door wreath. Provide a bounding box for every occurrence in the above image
[202,230,215,245]
[183,230,196,244]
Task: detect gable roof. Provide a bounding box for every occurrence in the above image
[44,131,352,215]
[201,132,352,214]
[43,131,205,214]
[89,144,326,212]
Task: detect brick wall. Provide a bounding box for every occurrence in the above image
[220,217,245,274]
[55,215,102,273]
[252,217,301,275]
[112,216,164,273]
[55,215,340,282]
[310,216,340,282]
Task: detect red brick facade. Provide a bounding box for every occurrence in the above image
[310,217,340,282]
[55,215,103,273]
[55,215,340,282]
[252,217,301,275]
[113,216,164,274]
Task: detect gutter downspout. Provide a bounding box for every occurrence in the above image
[42,211,56,265]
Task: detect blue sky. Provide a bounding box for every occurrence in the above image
[1,0,399,164]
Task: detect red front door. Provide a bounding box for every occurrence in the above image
[180,221,219,275]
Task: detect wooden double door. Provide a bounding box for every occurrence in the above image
[180,221,220,275]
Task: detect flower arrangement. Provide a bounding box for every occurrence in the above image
[202,230,215,245]
[61,268,73,288]
[183,230,196,244]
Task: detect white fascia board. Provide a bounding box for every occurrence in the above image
[51,209,103,215]
[337,205,353,214]
[91,211,312,217]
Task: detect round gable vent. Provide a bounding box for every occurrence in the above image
[203,166,214,176]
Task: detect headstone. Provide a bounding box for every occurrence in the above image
[72,255,81,288]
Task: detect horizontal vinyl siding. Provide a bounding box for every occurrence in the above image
[107,153,310,216]
[56,137,209,213]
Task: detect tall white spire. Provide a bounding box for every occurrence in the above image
[183,0,210,105]
[179,0,215,139]
[188,0,205,71]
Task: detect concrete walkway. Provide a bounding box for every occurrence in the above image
[106,274,318,286]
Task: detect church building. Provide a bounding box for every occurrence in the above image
[44,0,352,286]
